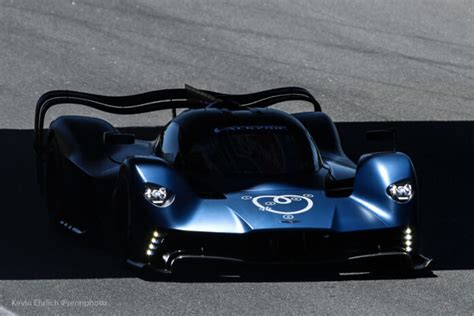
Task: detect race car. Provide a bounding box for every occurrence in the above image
[34,85,431,275]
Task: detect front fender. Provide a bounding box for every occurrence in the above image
[121,156,200,233]
[350,152,417,228]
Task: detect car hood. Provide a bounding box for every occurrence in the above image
[169,183,389,233]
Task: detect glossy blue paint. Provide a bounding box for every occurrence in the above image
[352,152,416,228]
[124,152,416,235]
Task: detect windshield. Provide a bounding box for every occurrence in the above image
[177,125,315,176]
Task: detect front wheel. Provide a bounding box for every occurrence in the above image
[114,176,148,267]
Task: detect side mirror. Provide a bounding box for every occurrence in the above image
[365,129,396,152]
[103,131,135,145]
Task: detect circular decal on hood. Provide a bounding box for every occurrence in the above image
[241,194,314,215]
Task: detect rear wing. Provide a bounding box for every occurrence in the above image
[34,86,321,155]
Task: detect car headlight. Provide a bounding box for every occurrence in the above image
[387,181,414,202]
[144,184,175,207]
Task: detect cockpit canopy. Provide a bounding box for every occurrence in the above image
[156,108,319,177]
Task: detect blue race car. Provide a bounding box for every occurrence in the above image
[34,85,431,275]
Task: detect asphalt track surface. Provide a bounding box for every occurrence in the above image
[0,0,473,315]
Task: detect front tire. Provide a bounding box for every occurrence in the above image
[115,175,148,267]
